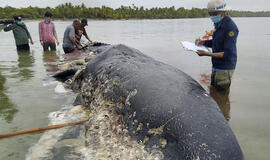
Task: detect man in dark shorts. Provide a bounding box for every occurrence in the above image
[39,12,59,51]
[62,20,82,54]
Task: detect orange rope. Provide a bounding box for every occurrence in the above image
[0,118,89,139]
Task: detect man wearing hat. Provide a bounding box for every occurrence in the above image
[195,0,239,120]
[4,15,34,51]
[39,11,59,51]
[75,18,92,45]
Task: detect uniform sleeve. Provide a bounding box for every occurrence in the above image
[3,24,16,32]
[24,25,32,39]
[204,40,212,48]
[223,27,238,59]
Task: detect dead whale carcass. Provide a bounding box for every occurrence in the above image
[55,44,244,160]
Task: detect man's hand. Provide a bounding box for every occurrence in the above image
[195,39,205,46]
[76,45,82,50]
[196,50,210,56]
[78,30,83,36]
[56,40,59,46]
[30,39,34,45]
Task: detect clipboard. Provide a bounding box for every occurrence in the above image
[180,41,210,53]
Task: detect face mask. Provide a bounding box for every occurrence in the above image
[44,19,51,24]
[210,15,222,24]
[17,21,23,25]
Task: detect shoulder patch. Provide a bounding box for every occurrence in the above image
[229,31,235,37]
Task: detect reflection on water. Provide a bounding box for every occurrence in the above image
[0,71,18,123]
[43,51,60,73]
[17,51,35,81]
[200,73,231,121]
[199,73,211,88]
[210,85,231,121]
[25,105,88,160]
[0,51,35,123]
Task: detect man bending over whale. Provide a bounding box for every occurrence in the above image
[62,20,82,54]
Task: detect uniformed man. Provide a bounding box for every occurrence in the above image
[196,0,238,91]
[4,16,34,51]
[195,0,239,121]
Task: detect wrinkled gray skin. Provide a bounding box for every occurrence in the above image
[56,44,244,160]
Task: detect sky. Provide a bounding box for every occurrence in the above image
[0,0,269,11]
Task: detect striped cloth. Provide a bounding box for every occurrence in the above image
[39,21,56,43]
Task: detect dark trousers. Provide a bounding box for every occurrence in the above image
[16,44,30,51]
[43,42,56,51]
[63,47,75,54]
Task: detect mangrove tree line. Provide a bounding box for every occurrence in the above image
[0,3,269,19]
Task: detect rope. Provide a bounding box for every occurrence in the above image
[0,118,89,139]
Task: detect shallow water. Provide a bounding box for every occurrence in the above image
[0,18,269,160]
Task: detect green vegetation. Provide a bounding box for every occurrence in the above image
[0,3,270,19]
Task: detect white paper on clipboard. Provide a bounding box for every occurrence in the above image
[180,41,210,53]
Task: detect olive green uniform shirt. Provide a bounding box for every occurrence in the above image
[4,22,31,46]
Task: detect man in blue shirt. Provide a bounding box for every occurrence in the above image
[196,0,239,91]
[195,0,239,121]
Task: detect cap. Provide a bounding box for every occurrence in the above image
[207,0,231,12]
[81,19,88,26]
[13,16,22,21]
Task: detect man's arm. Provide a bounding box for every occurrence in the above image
[3,24,15,32]
[204,40,212,48]
[198,27,238,59]
[223,27,238,59]
[54,34,59,45]
[197,50,224,58]
[53,24,59,45]
[69,27,81,49]
[24,25,34,44]
[195,39,212,48]
[39,22,44,46]
[82,28,92,42]
[69,36,81,49]
[75,30,83,45]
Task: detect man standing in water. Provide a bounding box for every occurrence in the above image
[62,20,82,54]
[4,16,34,51]
[39,12,59,51]
[195,0,239,121]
